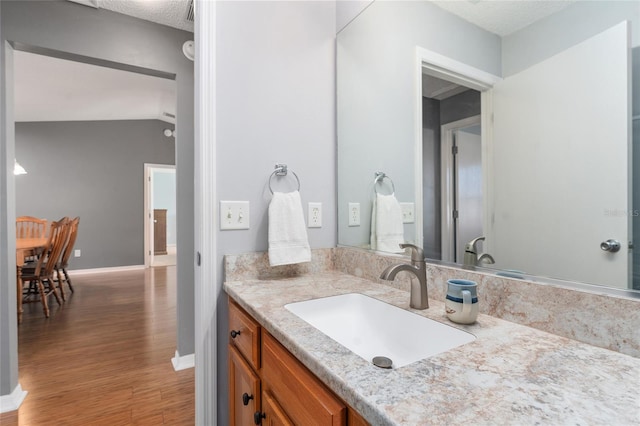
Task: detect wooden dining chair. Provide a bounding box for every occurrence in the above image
[16,216,47,238]
[56,216,80,300]
[21,218,70,318]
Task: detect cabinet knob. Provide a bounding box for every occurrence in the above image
[253,411,265,425]
[242,392,253,406]
[230,330,241,339]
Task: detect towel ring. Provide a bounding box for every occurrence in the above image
[373,171,395,195]
[269,164,301,194]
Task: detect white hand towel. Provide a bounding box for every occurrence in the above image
[268,191,311,266]
[370,193,404,253]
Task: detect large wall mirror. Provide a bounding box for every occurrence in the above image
[337,0,640,292]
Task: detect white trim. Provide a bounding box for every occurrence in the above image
[0,384,27,413]
[171,350,195,371]
[416,46,502,91]
[415,46,500,258]
[195,1,217,425]
[440,116,481,263]
[70,265,145,275]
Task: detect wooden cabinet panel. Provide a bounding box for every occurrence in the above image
[262,391,294,426]
[153,209,167,255]
[229,345,261,426]
[347,409,369,426]
[262,331,346,426]
[229,299,261,369]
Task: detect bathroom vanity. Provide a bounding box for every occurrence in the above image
[224,251,640,425]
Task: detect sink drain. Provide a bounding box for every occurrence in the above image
[372,356,393,369]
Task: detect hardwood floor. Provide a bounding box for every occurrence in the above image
[0,266,194,425]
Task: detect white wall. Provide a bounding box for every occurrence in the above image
[502,0,640,77]
[215,2,336,424]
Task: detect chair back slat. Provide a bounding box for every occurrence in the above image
[16,216,47,239]
[60,217,80,268]
[35,218,70,277]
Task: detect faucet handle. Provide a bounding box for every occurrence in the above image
[399,243,425,262]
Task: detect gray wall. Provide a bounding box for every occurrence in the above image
[337,0,501,250]
[215,1,337,424]
[440,89,481,125]
[0,0,194,399]
[422,96,441,259]
[15,120,174,269]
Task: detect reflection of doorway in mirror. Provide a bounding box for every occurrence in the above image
[448,121,482,263]
[421,72,482,262]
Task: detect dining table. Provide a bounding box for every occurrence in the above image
[16,237,47,323]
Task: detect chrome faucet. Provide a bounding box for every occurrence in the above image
[463,236,495,267]
[379,243,429,309]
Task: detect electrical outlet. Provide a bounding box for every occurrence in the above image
[400,202,415,224]
[348,202,360,226]
[220,201,250,230]
[308,202,322,228]
[74,249,81,257]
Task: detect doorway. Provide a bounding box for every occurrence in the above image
[441,116,482,263]
[421,70,483,262]
[145,164,177,267]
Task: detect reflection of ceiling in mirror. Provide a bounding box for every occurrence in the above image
[422,74,468,100]
[432,0,577,36]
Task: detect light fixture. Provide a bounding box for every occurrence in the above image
[182,40,195,61]
[164,129,175,138]
[14,159,27,175]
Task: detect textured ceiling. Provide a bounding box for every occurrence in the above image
[432,0,577,36]
[69,0,194,33]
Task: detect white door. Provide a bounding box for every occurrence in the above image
[455,127,483,262]
[488,22,631,288]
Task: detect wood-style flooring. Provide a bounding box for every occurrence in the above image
[0,266,194,425]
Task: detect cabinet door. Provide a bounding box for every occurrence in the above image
[262,331,346,426]
[262,391,294,426]
[229,345,261,426]
[229,299,261,369]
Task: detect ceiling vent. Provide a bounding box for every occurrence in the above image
[185,0,195,23]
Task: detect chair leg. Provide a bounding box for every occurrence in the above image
[36,279,50,318]
[45,278,62,306]
[56,268,66,301]
[63,267,74,293]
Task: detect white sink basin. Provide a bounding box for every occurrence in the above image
[285,293,475,368]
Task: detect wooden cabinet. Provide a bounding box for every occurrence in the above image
[153,209,167,255]
[228,298,369,426]
[229,345,261,425]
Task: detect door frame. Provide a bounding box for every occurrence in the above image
[414,46,501,255]
[144,163,176,268]
[440,115,481,262]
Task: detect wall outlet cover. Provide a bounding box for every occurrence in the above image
[400,202,415,224]
[308,202,322,228]
[348,202,360,227]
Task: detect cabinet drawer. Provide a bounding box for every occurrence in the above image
[228,299,261,369]
[229,345,261,426]
[262,331,346,426]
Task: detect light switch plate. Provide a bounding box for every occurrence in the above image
[220,201,250,230]
[400,202,415,224]
[348,202,360,226]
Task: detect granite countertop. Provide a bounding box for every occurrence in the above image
[224,271,640,425]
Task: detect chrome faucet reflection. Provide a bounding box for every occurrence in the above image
[379,243,429,309]
[463,236,495,267]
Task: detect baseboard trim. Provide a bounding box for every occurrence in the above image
[171,350,195,371]
[70,265,145,275]
[0,384,27,413]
